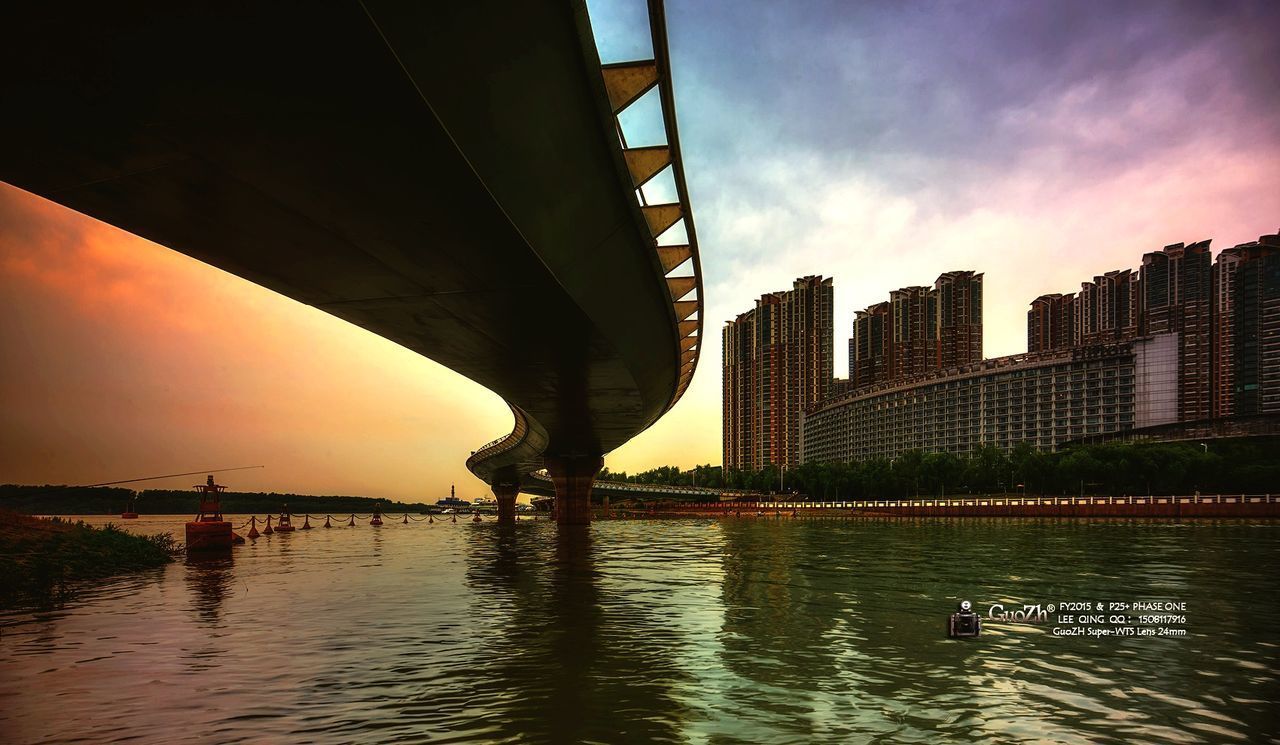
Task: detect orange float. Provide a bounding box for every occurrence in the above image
[275,506,296,533]
[185,475,235,551]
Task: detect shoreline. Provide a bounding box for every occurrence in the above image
[0,510,178,609]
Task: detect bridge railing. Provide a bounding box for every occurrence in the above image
[527,470,722,496]
[465,404,530,471]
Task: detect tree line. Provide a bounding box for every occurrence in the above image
[0,485,434,516]
[602,439,1280,499]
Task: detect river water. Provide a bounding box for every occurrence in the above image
[1,515,1277,743]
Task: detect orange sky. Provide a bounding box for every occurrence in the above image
[0,183,724,500]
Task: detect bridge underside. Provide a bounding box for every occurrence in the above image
[1,2,689,516]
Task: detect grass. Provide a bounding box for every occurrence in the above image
[0,510,179,609]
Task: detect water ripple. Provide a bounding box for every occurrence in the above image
[1,516,1276,743]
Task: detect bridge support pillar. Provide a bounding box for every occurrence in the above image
[494,483,519,524]
[545,455,603,526]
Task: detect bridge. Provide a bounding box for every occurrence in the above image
[522,472,726,502]
[1,1,703,525]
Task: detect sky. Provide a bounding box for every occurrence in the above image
[2,1,1278,500]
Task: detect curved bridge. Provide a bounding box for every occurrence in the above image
[522,472,725,502]
[0,1,702,525]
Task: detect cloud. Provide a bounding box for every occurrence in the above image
[606,0,1280,472]
[4,1,1279,485]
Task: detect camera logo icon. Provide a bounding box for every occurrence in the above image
[948,599,981,638]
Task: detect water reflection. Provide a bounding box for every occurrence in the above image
[184,554,234,626]
[713,518,981,741]
[0,516,1275,744]
[461,524,690,743]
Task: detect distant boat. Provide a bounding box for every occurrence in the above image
[436,483,470,510]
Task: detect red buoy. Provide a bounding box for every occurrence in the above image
[428,515,434,524]
[402,514,409,524]
[275,507,296,533]
[264,514,274,535]
[472,514,482,523]
[185,475,235,551]
[301,515,313,530]
[370,510,383,526]
[323,515,332,528]
[247,515,260,539]
[347,514,355,527]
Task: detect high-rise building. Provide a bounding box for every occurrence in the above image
[935,270,984,368]
[846,271,982,391]
[1141,241,1212,420]
[850,301,890,390]
[1077,269,1139,346]
[722,276,833,471]
[1214,233,1280,417]
[1027,293,1076,353]
[722,310,755,472]
[889,285,937,381]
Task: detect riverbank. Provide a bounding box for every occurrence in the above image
[615,493,1280,519]
[0,510,178,608]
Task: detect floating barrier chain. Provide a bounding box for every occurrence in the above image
[227,512,501,538]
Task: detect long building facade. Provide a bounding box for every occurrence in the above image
[801,334,1178,464]
[723,276,833,470]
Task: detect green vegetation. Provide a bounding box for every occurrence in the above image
[0,485,435,516]
[609,438,1280,499]
[0,510,178,608]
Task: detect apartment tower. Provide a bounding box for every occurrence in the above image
[722,276,833,470]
